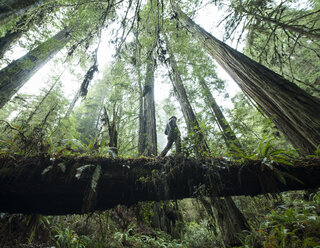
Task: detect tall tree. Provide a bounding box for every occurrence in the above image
[199,78,242,150]
[0,28,71,109]
[64,89,81,119]
[139,51,157,156]
[171,1,320,156]
[165,35,249,247]
[73,77,106,144]
[137,1,160,156]
[164,35,208,157]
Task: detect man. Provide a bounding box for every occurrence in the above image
[160,116,181,157]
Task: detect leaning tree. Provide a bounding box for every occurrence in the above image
[170,1,320,156]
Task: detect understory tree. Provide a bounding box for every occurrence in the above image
[0,75,69,154]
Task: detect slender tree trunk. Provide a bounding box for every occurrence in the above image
[0,28,71,109]
[134,20,145,156]
[171,2,320,156]
[165,36,249,247]
[199,80,249,246]
[199,79,242,150]
[64,89,81,119]
[144,57,157,156]
[25,75,59,126]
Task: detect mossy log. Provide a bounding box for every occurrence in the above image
[0,155,319,215]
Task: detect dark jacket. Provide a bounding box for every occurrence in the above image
[165,118,180,140]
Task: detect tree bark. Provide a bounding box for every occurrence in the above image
[139,52,157,156]
[138,82,146,154]
[171,2,320,156]
[0,155,319,215]
[0,28,71,109]
[199,79,242,150]
[102,104,118,152]
[165,36,249,247]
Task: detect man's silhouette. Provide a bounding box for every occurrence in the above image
[160,116,181,156]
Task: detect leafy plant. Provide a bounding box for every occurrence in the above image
[55,227,102,248]
[113,227,184,248]
[53,138,117,158]
[183,220,221,248]
[237,194,320,248]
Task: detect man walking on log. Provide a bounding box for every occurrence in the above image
[160,116,181,156]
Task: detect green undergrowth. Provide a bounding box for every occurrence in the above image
[0,192,319,247]
[226,136,300,165]
[235,192,320,248]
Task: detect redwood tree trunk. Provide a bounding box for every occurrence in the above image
[0,28,71,109]
[139,51,157,156]
[137,60,145,155]
[199,80,249,245]
[165,37,249,247]
[199,79,242,150]
[171,2,320,156]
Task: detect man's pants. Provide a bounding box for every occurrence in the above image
[160,136,181,157]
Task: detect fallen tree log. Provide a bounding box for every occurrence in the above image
[0,155,319,215]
